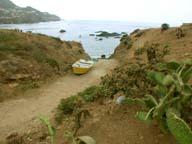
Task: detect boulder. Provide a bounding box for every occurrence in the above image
[60,29,66,33]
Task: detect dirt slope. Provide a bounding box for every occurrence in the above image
[0,59,118,140]
[114,23,192,63]
[0,29,89,101]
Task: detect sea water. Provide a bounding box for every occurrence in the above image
[0,20,160,58]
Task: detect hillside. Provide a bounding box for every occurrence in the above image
[0,29,89,101]
[113,23,192,63]
[1,24,192,144]
[0,0,60,24]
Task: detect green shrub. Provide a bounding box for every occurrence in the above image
[52,37,62,42]
[134,47,146,55]
[161,23,170,31]
[58,96,80,115]
[79,86,97,102]
[79,86,106,102]
[39,115,56,144]
[130,29,140,35]
[120,34,129,42]
[123,60,192,143]
[120,34,133,49]
[46,58,60,70]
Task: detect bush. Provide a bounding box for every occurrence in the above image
[120,34,129,42]
[79,86,106,102]
[134,47,146,56]
[120,35,133,49]
[47,58,59,67]
[123,60,192,144]
[130,29,140,35]
[58,96,81,115]
[161,23,170,31]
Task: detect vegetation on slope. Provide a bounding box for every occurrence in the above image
[5,24,192,144]
[55,24,192,144]
[0,0,60,24]
[0,29,89,101]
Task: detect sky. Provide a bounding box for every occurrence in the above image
[11,0,192,24]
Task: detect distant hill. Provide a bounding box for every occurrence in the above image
[0,0,60,24]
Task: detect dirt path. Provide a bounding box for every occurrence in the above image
[0,59,117,140]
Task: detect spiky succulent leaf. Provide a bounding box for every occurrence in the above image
[181,66,192,83]
[154,85,167,98]
[166,108,181,118]
[155,63,167,71]
[123,97,145,107]
[167,113,192,144]
[162,75,174,86]
[123,97,136,104]
[39,115,56,136]
[147,71,165,85]
[166,61,181,71]
[135,111,152,124]
[144,94,158,108]
[182,84,192,96]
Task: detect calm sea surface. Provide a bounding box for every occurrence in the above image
[0,20,160,58]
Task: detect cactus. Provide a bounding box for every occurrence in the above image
[39,115,56,144]
[128,60,192,143]
[167,113,192,144]
[135,111,152,124]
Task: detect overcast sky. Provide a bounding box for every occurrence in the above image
[11,0,192,24]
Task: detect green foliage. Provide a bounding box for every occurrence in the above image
[39,115,56,144]
[56,86,106,123]
[52,37,62,42]
[135,111,152,124]
[101,63,151,98]
[130,29,140,35]
[124,60,192,143]
[46,58,59,70]
[161,23,170,31]
[146,43,170,64]
[78,86,106,102]
[167,113,192,144]
[78,86,98,102]
[58,96,81,115]
[120,34,129,42]
[134,47,146,55]
[120,34,133,49]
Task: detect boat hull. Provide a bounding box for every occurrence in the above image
[73,67,90,74]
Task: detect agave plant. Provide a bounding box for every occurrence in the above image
[124,60,192,144]
[39,115,56,144]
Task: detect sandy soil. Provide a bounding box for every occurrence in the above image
[76,104,177,144]
[0,59,118,140]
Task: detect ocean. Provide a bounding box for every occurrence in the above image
[0,20,160,58]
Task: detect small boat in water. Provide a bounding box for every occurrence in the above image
[72,59,94,74]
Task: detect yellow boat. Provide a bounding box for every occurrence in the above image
[72,59,94,74]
